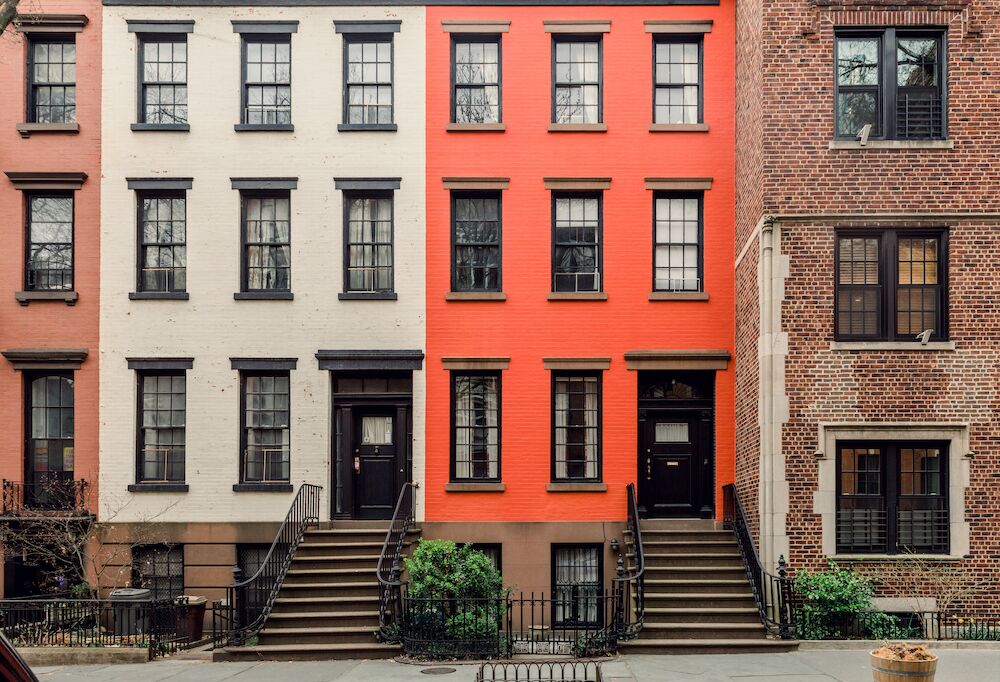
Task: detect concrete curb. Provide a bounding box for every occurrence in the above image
[798,640,1000,651]
[18,646,149,666]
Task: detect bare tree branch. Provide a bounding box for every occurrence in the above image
[0,0,20,34]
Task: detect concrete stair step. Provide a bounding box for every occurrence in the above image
[638,554,744,568]
[266,611,379,628]
[644,566,748,580]
[285,565,378,576]
[258,625,379,645]
[619,639,798,655]
[279,582,380,597]
[635,541,741,555]
[643,593,756,609]
[295,542,393,557]
[272,595,380,613]
[214,642,399,662]
[639,622,767,640]
[642,579,751,594]
[643,607,762,624]
[290,555,381,569]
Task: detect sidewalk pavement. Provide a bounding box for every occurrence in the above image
[32,650,1000,682]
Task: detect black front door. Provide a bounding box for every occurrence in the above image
[352,408,398,520]
[640,411,706,517]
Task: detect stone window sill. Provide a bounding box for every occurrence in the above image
[338,291,397,301]
[132,123,190,132]
[649,291,709,301]
[233,483,293,492]
[548,292,607,301]
[829,341,955,352]
[16,291,78,306]
[338,123,397,132]
[234,291,294,301]
[445,291,506,302]
[130,291,189,300]
[548,123,607,133]
[828,139,953,150]
[830,554,965,562]
[17,122,79,138]
[234,124,294,132]
[546,482,607,492]
[446,123,506,132]
[445,482,506,492]
[128,483,189,493]
[649,123,709,132]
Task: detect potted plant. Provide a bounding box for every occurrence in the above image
[871,642,937,682]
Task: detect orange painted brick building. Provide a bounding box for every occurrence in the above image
[423,1,735,593]
[0,2,101,596]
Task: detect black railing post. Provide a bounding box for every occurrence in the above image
[776,555,792,640]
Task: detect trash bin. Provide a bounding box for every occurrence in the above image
[109,588,152,637]
[174,595,208,642]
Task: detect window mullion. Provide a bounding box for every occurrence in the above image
[886,443,899,554]
[884,29,897,140]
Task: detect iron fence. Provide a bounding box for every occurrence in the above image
[1,479,89,515]
[477,660,602,682]
[377,482,416,642]
[795,609,1000,641]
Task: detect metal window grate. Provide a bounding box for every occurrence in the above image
[133,545,184,600]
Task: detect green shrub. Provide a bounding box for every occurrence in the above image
[405,539,504,601]
[793,562,907,640]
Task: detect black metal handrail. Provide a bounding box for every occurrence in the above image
[218,483,321,646]
[377,481,416,642]
[1,479,90,515]
[722,483,794,638]
[612,482,644,641]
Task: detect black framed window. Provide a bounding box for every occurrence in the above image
[26,195,73,291]
[137,373,185,483]
[552,194,601,293]
[837,442,948,554]
[835,230,946,341]
[552,374,601,482]
[344,194,393,293]
[653,37,701,124]
[835,29,945,140]
[240,372,290,483]
[552,545,602,627]
[242,36,291,125]
[27,36,76,123]
[452,193,501,292]
[451,372,500,482]
[344,36,393,125]
[132,545,184,600]
[552,37,601,124]
[25,373,75,510]
[138,192,186,293]
[241,192,290,292]
[654,193,702,292]
[452,36,501,124]
[139,36,187,125]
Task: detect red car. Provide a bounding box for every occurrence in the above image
[0,631,37,682]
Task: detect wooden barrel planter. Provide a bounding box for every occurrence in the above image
[871,650,938,682]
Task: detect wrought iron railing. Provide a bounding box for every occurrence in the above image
[897,93,944,140]
[612,482,644,640]
[722,483,795,638]
[477,660,602,682]
[1,479,89,515]
[376,481,416,642]
[213,483,321,647]
[795,609,1000,642]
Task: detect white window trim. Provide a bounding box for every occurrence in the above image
[812,422,971,559]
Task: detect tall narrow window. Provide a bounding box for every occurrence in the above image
[552,545,602,626]
[552,37,601,124]
[138,373,186,483]
[552,374,601,481]
[139,36,187,125]
[242,36,291,126]
[132,545,184,600]
[26,374,74,510]
[654,194,702,292]
[451,373,500,482]
[344,195,393,294]
[452,193,501,292]
[653,38,701,124]
[28,36,76,123]
[26,195,73,291]
[344,36,393,126]
[242,193,291,292]
[241,373,290,483]
[452,36,501,124]
[896,236,942,337]
[138,193,186,293]
[552,195,601,293]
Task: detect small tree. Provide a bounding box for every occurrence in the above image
[866,553,983,615]
[793,561,907,640]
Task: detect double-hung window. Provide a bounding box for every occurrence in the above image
[835,230,946,341]
[452,36,501,124]
[27,35,76,124]
[837,442,948,554]
[343,35,394,128]
[241,192,291,294]
[552,194,601,293]
[137,192,186,293]
[138,35,188,126]
[26,195,74,291]
[835,29,945,140]
[132,545,184,600]
[452,193,501,292]
[552,545,602,627]
[344,194,394,295]
[240,33,292,128]
[552,37,601,125]
[551,374,601,482]
[653,37,701,124]
[451,372,501,482]
[137,373,186,484]
[240,372,290,483]
[654,193,702,292]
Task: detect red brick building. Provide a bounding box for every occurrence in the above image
[735,0,1000,612]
